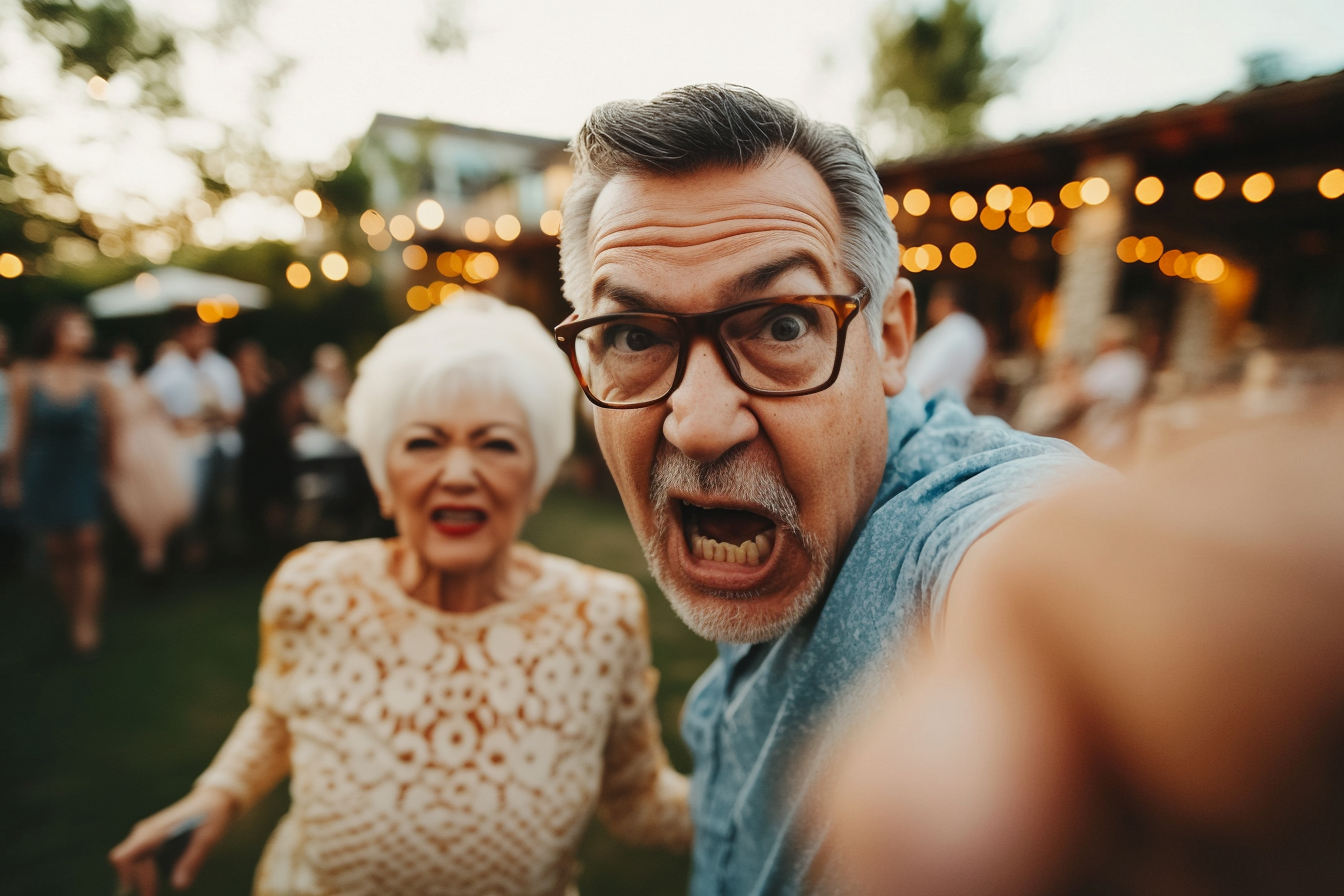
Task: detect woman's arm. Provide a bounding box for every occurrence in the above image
[594,583,692,852]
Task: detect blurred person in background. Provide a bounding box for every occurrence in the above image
[145,310,243,566]
[551,85,1095,894]
[302,342,352,435]
[105,340,192,578]
[1075,313,1148,460]
[234,339,302,554]
[0,321,21,569]
[827,416,1344,896]
[3,306,115,655]
[111,295,690,896]
[904,282,988,401]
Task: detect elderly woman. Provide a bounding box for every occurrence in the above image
[111,295,690,896]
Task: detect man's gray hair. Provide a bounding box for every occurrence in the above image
[559,84,899,345]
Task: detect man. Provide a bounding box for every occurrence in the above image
[904,282,987,401]
[553,84,1096,894]
[145,311,243,563]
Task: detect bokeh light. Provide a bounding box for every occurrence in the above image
[1008,211,1031,233]
[464,217,491,242]
[368,230,392,251]
[979,206,1006,230]
[360,210,385,235]
[986,184,1012,211]
[949,191,978,221]
[320,252,349,281]
[294,189,322,218]
[1059,181,1083,209]
[0,253,22,278]
[196,298,223,324]
[440,283,464,302]
[388,215,416,241]
[1080,177,1110,205]
[417,199,445,230]
[285,262,311,288]
[407,285,431,311]
[1241,172,1274,203]
[1175,251,1200,278]
[903,189,930,216]
[87,75,108,100]
[465,251,499,281]
[1116,236,1140,263]
[1026,200,1054,228]
[901,245,923,272]
[540,210,563,235]
[1195,253,1226,282]
[949,242,976,268]
[1158,249,1182,276]
[437,251,463,276]
[1136,236,1164,263]
[402,245,428,270]
[883,194,899,219]
[1009,186,1033,213]
[1010,234,1039,260]
[1319,169,1344,199]
[218,294,240,318]
[1194,171,1225,200]
[1052,229,1074,256]
[1134,176,1164,205]
[921,244,942,270]
[495,214,521,241]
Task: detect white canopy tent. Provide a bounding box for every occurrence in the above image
[87,267,269,318]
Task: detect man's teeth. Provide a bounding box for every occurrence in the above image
[689,530,774,566]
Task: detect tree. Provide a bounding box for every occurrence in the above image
[866,0,1010,157]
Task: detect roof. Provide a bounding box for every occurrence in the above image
[368,112,569,154]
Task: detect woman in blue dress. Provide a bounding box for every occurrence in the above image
[5,306,115,655]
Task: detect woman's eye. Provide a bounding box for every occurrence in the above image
[766,312,809,342]
[483,438,517,453]
[405,437,438,450]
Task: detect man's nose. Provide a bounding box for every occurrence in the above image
[437,446,478,490]
[663,339,759,463]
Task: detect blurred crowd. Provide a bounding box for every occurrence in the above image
[0,306,380,655]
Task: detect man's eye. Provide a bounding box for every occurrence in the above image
[765,312,810,342]
[483,438,517,453]
[405,437,438,450]
[608,325,663,353]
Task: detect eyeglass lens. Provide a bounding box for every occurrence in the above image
[572,299,842,407]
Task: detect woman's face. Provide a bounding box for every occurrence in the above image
[55,313,94,357]
[383,390,537,577]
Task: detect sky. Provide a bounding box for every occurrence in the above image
[2,0,1342,246]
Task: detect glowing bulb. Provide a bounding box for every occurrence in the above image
[464,217,491,242]
[1116,236,1140,263]
[1008,211,1031,233]
[540,210,563,236]
[1135,176,1164,205]
[903,189,930,216]
[949,242,976,268]
[285,262,311,288]
[1059,181,1083,209]
[441,283,463,302]
[196,298,223,323]
[1051,229,1073,256]
[1194,172,1224,200]
[218,294,239,319]
[1194,253,1225,282]
[921,244,942,271]
[402,245,428,271]
[883,194,899,219]
[368,231,391,251]
[1025,200,1054,228]
[986,184,1012,211]
[294,189,322,218]
[901,245,924,273]
[359,210,385,235]
[949,192,978,221]
[87,76,109,100]
[437,252,463,276]
[1136,236,1164,263]
[465,251,499,280]
[1080,177,1110,205]
[388,215,416,241]
[1009,186,1033,213]
[979,206,1006,230]
[0,253,22,278]
[1241,172,1274,203]
[1319,169,1344,200]
[1158,249,1182,277]
[495,214,521,241]
[320,251,349,281]
[407,286,431,312]
[417,199,445,230]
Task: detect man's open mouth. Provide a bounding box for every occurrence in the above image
[679,500,777,566]
[431,507,487,525]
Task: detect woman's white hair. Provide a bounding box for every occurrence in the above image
[345,292,576,503]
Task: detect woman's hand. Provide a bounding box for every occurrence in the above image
[109,786,238,896]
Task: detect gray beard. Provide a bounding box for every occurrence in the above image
[645,444,833,643]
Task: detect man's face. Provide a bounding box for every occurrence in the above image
[179,322,215,358]
[584,152,896,643]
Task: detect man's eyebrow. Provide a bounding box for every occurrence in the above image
[590,279,665,312]
[727,252,830,299]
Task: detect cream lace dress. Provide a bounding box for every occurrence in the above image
[195,538,691,896]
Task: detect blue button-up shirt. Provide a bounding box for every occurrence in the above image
[681,388,1095,895]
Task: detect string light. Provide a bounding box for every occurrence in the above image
[980,206,1006,230]
[0,253,22,278]
[949,191,978,221]
[218,294,239,319]
[389,215,416,241]
[903,189,930,216]
[360,210,385,235]
[1194,171,1224,200]
[1116,236,1140,263]
[540,210,563,235]
[407,285,431,311]
[883,194,899,219]
[1241,172,1274,203]
[1080,177,1110,205]
[1136,236,1164,263]
[416,199,445,230]
[985,184,1012,211]
[1009,186,1033,213]
[402,245,428,270]
[1135,176,1164,205]
[1008,211,1031,233]
[464,217,490,242]
[1051,229,1073,256]
[196,298,223,323]
[1026,200,1054,228]
[437,251,463,276]
[1320,169,1344,199]
[921,244,942,270]
[285,262,311,288]
[495,214,521,241]
[949,242,976,268]
[294,189,322,218]
[320,252,349,281]
[368,230,392,251]
[87,75,109,100]
[1158,249,1182,277]
[1059,181,1083,209]
[1194,253,1225,282]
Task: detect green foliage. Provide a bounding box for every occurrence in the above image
[867,0,1009,153]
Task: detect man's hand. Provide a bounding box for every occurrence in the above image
[109,787,238,896]
[827,420,1344,895]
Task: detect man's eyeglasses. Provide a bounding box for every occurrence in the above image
[554,288,870,409]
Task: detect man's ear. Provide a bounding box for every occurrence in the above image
[879,277,917,397]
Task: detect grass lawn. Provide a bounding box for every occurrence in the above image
[0,486,717,896]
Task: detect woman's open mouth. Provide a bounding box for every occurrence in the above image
[431,506,487,537]
[680,500,778,567]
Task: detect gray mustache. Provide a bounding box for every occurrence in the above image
[649,444,801,530]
